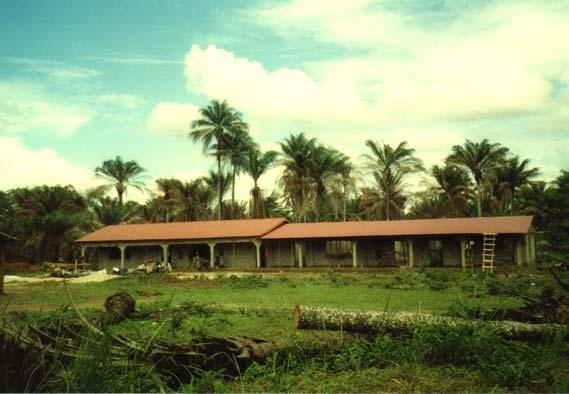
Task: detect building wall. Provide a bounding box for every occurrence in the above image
[265,240,296,268]
[96,245,162,270]
[217,243,256,268]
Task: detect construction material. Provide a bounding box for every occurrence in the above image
[482,233,497,271]
[293,305,566,341]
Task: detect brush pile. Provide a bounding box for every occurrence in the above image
[0,284,274,391]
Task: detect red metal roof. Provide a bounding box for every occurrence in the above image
[76,218,286,244]
[260,216,533,240]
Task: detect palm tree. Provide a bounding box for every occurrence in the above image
[219,130,254,218]
[278,133,317,222]
[362,140,423,220]
[494,156,539,215]
[189,100,248,220]
[407,193,454,219]
[423,165,472,216]
[174,179,214,221]
[90,197,139,227]
[359,171,407,220]
[446,139,509,217]
[11,185,86,261]
[95,156,146,205]
[243,147,278,218]
[307,146,352,222]
[155,178,183,222]
[203,170,231,218]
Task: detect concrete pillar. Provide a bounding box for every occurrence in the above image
[80,245,86,258]
[161,243,169,266]
[529,234,537,272]
[118,244,126,269]
[408,239,414,268]
[296,241,304,268]
[352,240,358,268]
[253,240,262,269]
[460,238,466,269]
[525,235,531,266]
[516,239,524,266]
[208,242,216,269]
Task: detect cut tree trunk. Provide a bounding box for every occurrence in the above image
[104,291,135,323]
[294,305,566,341]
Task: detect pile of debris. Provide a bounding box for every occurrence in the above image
[0,284,274,391]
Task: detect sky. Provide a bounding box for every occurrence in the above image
[1,0,568,203]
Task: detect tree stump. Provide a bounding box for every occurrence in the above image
[104,291,135,323]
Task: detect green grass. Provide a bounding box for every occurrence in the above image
[2,271,566,392]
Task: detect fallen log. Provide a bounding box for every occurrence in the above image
[293,305,567,341]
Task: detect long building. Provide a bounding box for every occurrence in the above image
[75,216,536,271]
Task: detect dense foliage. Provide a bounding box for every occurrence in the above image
[1,99,567,263]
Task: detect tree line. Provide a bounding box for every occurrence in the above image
[0,99,567,263]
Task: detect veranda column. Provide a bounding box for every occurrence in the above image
[529,234,537,272]
[296,241,304,268]
[525,235,531,266]
[352,240,358,268]
[208,242,216,269]
[118,244,127,269]
[253,240,262,269]
[515,238,524,266]
[407,239,414,268]
[80,245,86,258]
[460,238,466,269]
[161,243,169,266]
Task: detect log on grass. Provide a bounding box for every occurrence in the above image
[104,291,135,323]
[293,305,567,341]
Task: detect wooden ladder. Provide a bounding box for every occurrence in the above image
[482,233,497,271]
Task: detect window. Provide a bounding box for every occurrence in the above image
[325,240,352,258]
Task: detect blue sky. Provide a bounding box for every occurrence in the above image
[1,0,569,202]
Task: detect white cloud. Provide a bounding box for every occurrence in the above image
[0,136,96,190]
[97,93,145,110]
[146,102,200,135]
[1,57,101,79]
[0,80,94,136]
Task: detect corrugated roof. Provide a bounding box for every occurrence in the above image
[261,216,533,240]
[76,218,286,244]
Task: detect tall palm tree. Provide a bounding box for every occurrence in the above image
[446,139,509,217]
[278,133,317,222]
[494,156,539,215]
[203,170,231,218]
[362,140,423,220]
[307,146,352,222]
[155,178,183,222]
[95,156,146,205]
[219,130,254,219]
[243,147,278,218]
[189,100,248,220]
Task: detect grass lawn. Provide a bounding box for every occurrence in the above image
[1,271,566,393]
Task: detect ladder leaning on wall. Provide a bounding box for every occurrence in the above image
[482,233,497,271]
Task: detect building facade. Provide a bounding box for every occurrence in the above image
[76,216,537,271]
